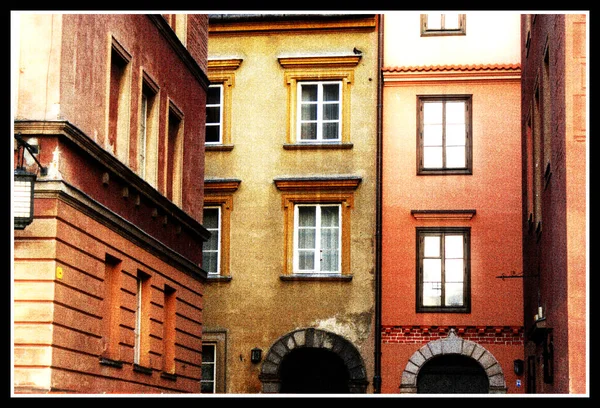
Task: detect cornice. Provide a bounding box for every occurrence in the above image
[14,120,209,242]
[278,55,362,69]
[208,58,244,71]
[383,63,521,84]
[208,14,377,35]
[147,14,210,90]
[204,178,242,194]
[35,179,207,282]
[274,176,362,192]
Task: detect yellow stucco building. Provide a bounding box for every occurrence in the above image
[201,14,380,394]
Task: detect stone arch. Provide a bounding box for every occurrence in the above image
[258,328,369,393]
[399,329,507,394]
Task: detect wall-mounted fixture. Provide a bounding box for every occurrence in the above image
[250,347,262,363]
[14,133,47,230]
[513,359,524,376]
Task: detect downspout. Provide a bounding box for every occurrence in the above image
[373,13,384,394]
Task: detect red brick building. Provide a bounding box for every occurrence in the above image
[12,13,211,394]
[520,13,587,394]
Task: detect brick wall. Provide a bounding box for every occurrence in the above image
[187,14,208,73]
[382,325,524,345]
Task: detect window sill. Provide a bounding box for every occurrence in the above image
[206,275,232,283]
[133,364,153,375]
[99,357,123,368]
[161,372,177,381]
[416,307,470,313]
[417,168,472,176]
[283,142,353,150]
[206,144,234,152]
[280,273,353,282]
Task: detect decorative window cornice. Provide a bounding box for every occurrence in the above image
[278,55,361,70]
[411,209,476,220]
[274,176,361,192]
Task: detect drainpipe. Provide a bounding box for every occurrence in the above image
[373,13,384,394]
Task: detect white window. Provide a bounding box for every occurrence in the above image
[421,13,466,35]
[202,207,221,275]
[201,344,216,393]
[294,204,341,273]
[297,81,342,142]
[206,84,223,144]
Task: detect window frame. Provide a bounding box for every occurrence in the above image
[205,84,224,145]
[201,343,217,393]
[297,80,343,143]
[275,176,361,280]
[417,94,473,175]
[293,203,342,274]
[420,13,467,36]
[416,227,471,313]
[279,55,360,149]
[203,179,241,281]
[202,206,222,276]
[206,58,243,150]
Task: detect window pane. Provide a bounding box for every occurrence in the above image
[423,124,443,146]
[446,147,466,167]
[301,123,317,140]
[446,124,466,146]
[202,252,218,274]
[301,104,317,121]
[423,146,443,168]
[445,259,464,282]
[321,249,339,272]
[320,228,339,250]
[446,101,465,124]
[320,206,339,227]
[298,207,316,226]
[301,84,318,101]
[298,229,316,249]
[445,282,464,306]
[423,102,443,124]
[444,13,460,29]
[323,103,339,121]
[201,382,214,393]
[424,236,440,257]
[207,86,221,105]
[203,208,219,229]
[206,106,221,124]
[423,259,441,282]
[298,250,315,270]
[426,13,442,30]
[323,84,340,101]
[445,235,464,258]
[423,282,442,306]
[322,122,339,140]
[205,126,220,143]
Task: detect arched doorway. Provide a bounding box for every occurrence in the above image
[399,329,507,394]
[417,354,489,393]
[280,347,350,393]
[258,328,368,393]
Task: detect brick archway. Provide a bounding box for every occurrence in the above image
[400,329,508,393]
[258,328,369,393]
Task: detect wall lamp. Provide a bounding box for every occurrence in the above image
[14,133,47,230]
[250,348,262,363]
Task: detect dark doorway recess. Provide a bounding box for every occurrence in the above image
[279,347,350,393]
[417,354,489,394]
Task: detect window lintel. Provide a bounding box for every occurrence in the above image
[274,176,361,192]
[411,209,476,220]
[278,54,361,70]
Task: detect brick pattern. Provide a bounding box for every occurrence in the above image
[382,325,524,345]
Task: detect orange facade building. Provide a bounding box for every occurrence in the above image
[380,12,525,394]
[13,14,210,394]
